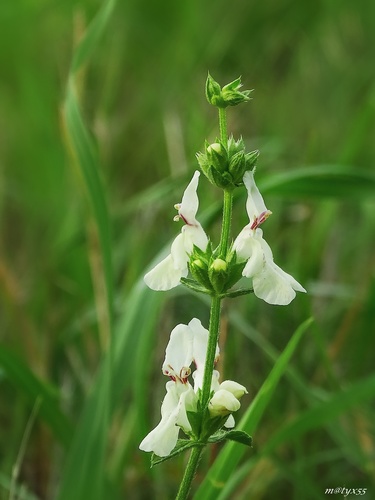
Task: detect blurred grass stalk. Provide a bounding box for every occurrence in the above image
[58,1,116,499]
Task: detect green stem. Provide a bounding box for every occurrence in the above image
[176,105,234,500]
[219,189,233,257]
[175,447,203,500]
[200,295,222,407]
[218,107,228,143]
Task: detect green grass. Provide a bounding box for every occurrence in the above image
[0,0,375,499]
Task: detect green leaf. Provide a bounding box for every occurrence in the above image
[194,317,313,499]
[180,277,212,295]
[208,430,252,447]
[151,439,205,467]
[223,430,253,447]
[221,288,254,299]
[259,165,375,199]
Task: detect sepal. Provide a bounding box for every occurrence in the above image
[186,409,203,438]
[205,73,224,107]
[205,73,252,108]
[207,165,234,189]
[221,77,253,107]
[206,142,228,173]
[199,409,229,441]
[229,150,246,184]
[189,259,213,291]
[208,258,229,294]
[245,150,260,170]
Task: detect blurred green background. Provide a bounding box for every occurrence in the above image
[1,0,374,499]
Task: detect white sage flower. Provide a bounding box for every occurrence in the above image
[233,170,306,305]
[144,171,208,291]
[139,318,247,456]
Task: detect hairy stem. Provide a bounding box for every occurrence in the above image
[218,107,228,143]
[200,295,222,407]
[176,105,234,500]
[175,447,202,500]
[219,189,233,258]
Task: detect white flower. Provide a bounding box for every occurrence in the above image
[144,171,208,291]
[162,318,219,384]
[233,170,306,305]
[139,318,247,456]
[139,380,195,457]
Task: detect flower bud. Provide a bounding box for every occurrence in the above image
[229,150,246,183]
[189,259,212,291]
[245,150,260,170]
[221,77,252,107]
[205,74,252,108]
[219,380,248,400]
[206,142,228,173]
[205,73,225,107]
[211,258,227,272]
[209,258,228,294]
[208,389,241,417]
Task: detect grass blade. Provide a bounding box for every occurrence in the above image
[259,165,375,199]
[194,317,313,499]
[0,346,73,447]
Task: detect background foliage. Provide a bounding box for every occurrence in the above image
[0,0,374,498]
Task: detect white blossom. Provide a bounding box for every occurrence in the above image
[233,170,306,305]
[144,171,208,291]
[139,319,247,456]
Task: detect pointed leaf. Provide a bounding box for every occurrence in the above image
[151,439,205,467]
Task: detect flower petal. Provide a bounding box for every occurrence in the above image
[143,254,184,291]
[208,389,241,417]
[224,414,235,428]
[162,323,193,382]
[243,170,268,225]
[170,232,189,271]
[144,234,189,291]
[240,231,264,278]
[252,237,306,305]
[139,381,181,457]
[193,369,220,393]
[182,224,208,254]
[175,385,196,432]
[179,171,200,224]
[189,318,219,373]
[219,380,248,400]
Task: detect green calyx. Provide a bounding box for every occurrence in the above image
[197,136,259,189]
[183,244,249,296]
[206,73,252,108]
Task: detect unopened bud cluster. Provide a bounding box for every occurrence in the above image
[197,136,259,189]
[189,244,245,295]
[206,73,252,108]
